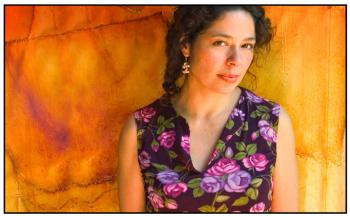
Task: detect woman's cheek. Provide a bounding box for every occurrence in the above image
[193,53,217,71]
[246,52,254,63]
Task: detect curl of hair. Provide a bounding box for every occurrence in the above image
[162,6,274,96]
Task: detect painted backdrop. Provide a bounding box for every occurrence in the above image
[5,6,345,212]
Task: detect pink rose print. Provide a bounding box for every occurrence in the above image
[135,107,156,123]
[250,202,266,212]
[152,143,159,152]
[206,158,240,176]
[163,182,188,198]
[157,130,176,149]
[147,187,164,210]
[251,131,258,141]
[181,135,190,154]
[165,199,178,209]
[208,148,219,165]
[242,153,269,171]
[138,151,151,169]
[147,186,154,193]
[225,134,233,142]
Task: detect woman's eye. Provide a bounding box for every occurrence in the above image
[213,41,227,46]
[242,43,255,49]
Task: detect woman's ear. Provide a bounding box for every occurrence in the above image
[179,36,190,57]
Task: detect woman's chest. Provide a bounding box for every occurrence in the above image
[188,123,226,172]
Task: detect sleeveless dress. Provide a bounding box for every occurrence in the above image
[134,86,280,212]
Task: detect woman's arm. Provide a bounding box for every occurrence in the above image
[271,106,299,212]
[117,114,145,212]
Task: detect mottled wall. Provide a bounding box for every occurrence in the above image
[5,6,345,212]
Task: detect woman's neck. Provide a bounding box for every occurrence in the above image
[172,81,241,122]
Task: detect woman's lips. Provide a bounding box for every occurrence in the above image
[217,74,240,83]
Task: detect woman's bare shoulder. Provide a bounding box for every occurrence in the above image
[118,113,137,152]
[276,105,296,155]
[277,106,294,137]
[279,105,293,124]
[123,114,137,133]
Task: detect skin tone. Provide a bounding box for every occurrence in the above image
[118,9,299,212]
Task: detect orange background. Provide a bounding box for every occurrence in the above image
[5,6,345,212]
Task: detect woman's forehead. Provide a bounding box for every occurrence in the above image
[201,10,256,39]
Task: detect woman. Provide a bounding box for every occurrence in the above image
[117,6,299,212]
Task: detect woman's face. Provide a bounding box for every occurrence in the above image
[183,10,256,94]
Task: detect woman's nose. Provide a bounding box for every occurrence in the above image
[226,47,242,66]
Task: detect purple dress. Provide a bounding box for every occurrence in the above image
[134,86,280,212]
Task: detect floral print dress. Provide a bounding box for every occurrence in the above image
[134,86,280,212]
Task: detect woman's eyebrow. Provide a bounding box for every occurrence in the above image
[244,37,256,41]
[208,33,256,41]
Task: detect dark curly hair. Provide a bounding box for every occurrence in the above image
[162,6,274,96]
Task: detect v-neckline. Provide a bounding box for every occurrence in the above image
[165,86,245,173]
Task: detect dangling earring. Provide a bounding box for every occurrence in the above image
[182,57,190,74]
